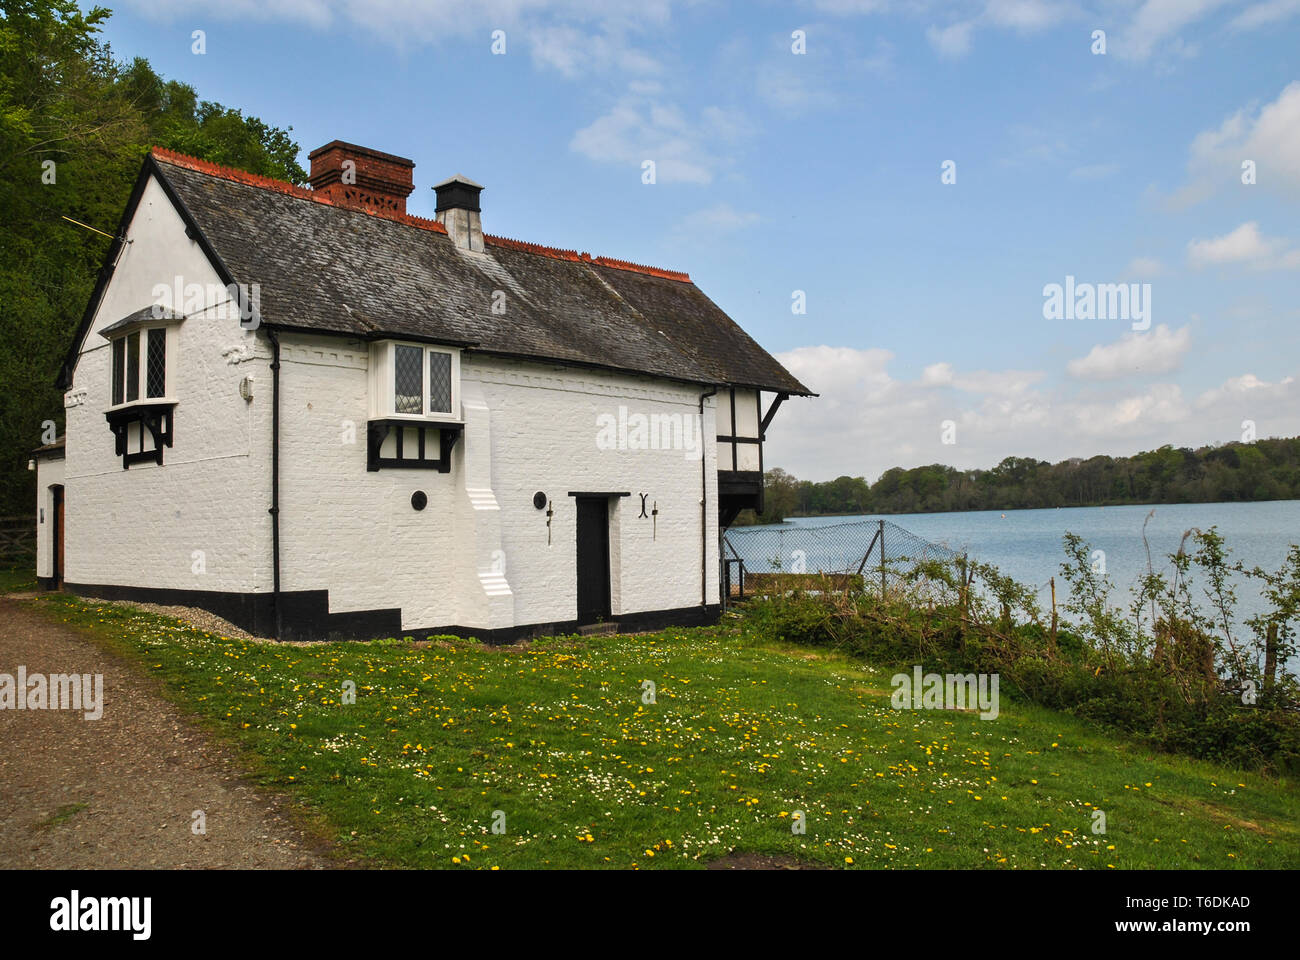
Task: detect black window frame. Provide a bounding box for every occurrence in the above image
[125,331,140,403]
[111,338,125,405]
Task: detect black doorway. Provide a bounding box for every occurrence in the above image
[574,496,611,625]
[51,485,64,588]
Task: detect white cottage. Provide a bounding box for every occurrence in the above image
[32,141,812,642]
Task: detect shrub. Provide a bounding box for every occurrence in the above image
[737,534,1300,775]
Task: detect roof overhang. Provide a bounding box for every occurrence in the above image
[31,437,66,460]
[97,306,184,339]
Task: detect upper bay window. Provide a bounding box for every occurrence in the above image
[376,341,460,420]
[97,307,182,469]
[367,340,464,472]
[110,327,169,405]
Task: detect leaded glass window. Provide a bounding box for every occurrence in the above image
[429,351,452,414]
[146,328,167,398]
[394,344,423,414]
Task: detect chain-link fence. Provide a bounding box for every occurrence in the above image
[722,519,962,604]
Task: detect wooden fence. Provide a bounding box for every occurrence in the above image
[0,517,35,560]
[722,518,963,607]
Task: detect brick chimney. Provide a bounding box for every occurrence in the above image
[307,141,415,215]
[434,174,485,252]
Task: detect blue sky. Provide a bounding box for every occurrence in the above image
[96,1,1300,481]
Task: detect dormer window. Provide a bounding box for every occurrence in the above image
[367,340,463,472]
[99,307,181,469]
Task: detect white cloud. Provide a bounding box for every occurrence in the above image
[750,26,893,114]
[810,0,893,12]
[921,362,1046,396]
[860,37,895,73]
[1196,373,1298,410]
[983,0,1072,32]
[1001,121,1073,167]
[1126,256,1164,278]
[1067,383,1188,435]
[926,21,975,58]
[569,96,748,184]
[756,58,838,112]
[1173,81,1300,204]
[120,0,675,74]
[765,345,1300,482]
[1230,0,1300,30]
[528,25,662,77]
[920,361,955,386]
[1069,162,1120,180]
[1188,222,1274,265]
[819,0,1072,59]
[1066,324,1192,380]
[768,347,1058,479]
[1112,0,1234,61]
[1187,221,1297,269]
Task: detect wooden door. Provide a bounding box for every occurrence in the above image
[52,485,65,588]
[574,497,611,625]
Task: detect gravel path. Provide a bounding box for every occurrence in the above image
[0,598,342,869]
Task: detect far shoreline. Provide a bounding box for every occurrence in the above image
[747,497,1300,524]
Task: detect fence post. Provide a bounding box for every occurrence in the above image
[1265,621,1278,691]
[878,519,886,600]
[1049,576,1058,649]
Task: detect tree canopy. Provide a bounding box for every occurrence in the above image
[744,438,1300,524]
[0,0,304,515]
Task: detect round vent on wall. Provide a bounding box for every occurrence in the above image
[411,491,428,511]
[533,491,548,510]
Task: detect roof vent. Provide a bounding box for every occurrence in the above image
[434,174,484,253]
[307,141,415,215]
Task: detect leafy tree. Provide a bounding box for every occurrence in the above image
[0,0,304,516]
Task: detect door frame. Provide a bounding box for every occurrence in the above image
[50,484,65,589]
[573,494,612,625]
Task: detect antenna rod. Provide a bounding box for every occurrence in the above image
[60,215,119,241]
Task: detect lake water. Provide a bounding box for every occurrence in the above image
[727,500,1300,627]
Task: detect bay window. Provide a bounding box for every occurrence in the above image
[98,307,181,469]
[367,340,463,472]
[375,340,460,420]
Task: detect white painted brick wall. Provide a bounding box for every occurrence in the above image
[34,457,64,579]
[59,173,273,595]
[278,340,720,631]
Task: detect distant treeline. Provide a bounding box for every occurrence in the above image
[744,437,1300,524]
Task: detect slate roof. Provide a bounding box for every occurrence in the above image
[149,150,812,396]
[98,306,182,337]
[31,436,65,459]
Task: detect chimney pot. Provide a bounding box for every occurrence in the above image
[434,174,485,252]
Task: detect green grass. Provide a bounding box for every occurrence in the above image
[31,594,1300,870]
[0,563,36,593]
[37,802,89,830]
